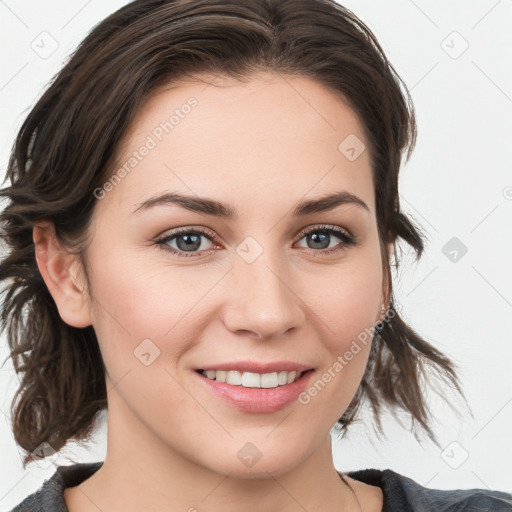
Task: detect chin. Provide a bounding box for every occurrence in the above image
[204,449,304,480]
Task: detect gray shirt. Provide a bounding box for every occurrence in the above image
[9,461,512,511]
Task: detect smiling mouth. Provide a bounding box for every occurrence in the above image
[194,368,314,388]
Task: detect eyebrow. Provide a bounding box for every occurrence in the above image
[131,190,370,218]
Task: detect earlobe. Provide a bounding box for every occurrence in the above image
[33,221,93,328]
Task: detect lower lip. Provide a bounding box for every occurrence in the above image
[194,369,315,413]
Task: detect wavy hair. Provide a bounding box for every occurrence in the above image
[0,0,465,468]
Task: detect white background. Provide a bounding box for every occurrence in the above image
[1,0,511,508]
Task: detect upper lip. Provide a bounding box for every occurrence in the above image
[196,361,314,374]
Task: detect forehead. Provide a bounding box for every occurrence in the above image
[96,72,374,219]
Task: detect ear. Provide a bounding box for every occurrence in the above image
[33,220,93,328]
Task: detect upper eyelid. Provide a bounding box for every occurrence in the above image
[296,224,352,238]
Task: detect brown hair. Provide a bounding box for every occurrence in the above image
[0,0,465,468]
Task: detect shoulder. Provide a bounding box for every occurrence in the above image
[9,469,66,512]
[9,462,103,512]
[345,468,512,511]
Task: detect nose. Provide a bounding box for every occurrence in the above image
[222,250,305,340]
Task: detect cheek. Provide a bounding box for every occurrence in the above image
[86,249,220,384]
[302,246,382,403]
[311,249,383,345]
[89,249,208,335]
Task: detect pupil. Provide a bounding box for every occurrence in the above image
[177,233,201,251]
[309,232,329,249]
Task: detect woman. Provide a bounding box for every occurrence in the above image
[1,1,511,510]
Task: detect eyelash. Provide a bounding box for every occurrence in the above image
[154,224,358,258]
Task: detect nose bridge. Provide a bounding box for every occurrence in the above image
[223,237,304,339]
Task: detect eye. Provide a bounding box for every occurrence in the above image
[155,227,220,258]
[154,224,358,258]
[294,224,358,255]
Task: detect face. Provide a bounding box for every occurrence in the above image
[65,72,388,477]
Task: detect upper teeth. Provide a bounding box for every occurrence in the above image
[201,370,302,388]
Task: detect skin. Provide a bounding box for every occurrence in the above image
[34,72,390,512]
